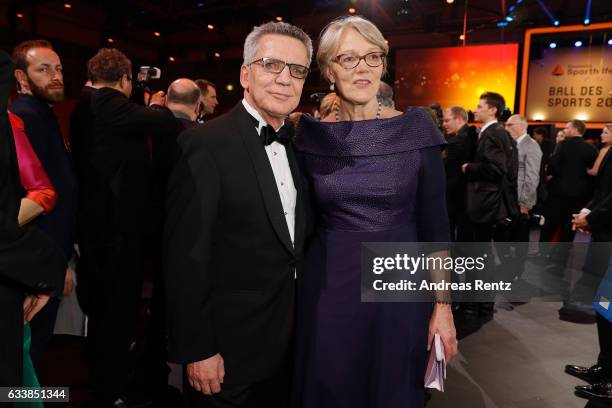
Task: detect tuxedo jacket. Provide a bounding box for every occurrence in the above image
[163,102,308,385]
[586,148,612,242]
[547,136,598,199]
[444,124,477,217]
[465,122,518,224]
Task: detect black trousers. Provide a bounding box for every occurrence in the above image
[78,236,145,402]
[540,194,584,242]
[183,370,291,408]
[597,313,612,375]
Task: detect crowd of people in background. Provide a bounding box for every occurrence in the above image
[1,13,611,408]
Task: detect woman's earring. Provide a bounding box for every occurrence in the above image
[330,83,335,91]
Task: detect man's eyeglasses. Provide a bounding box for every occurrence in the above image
[334,52,386,70]
[249,57,310,79]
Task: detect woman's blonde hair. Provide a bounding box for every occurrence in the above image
[317,15,389,83]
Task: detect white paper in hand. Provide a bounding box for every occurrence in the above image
[424,333,446,391]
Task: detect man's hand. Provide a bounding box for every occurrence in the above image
[149,91,165,106]
[572,212,590,232]
[428,303,458,363]
[23,294,50,324]
[63,267,74,296]
[461,163,469,174]
[187,353,225,395]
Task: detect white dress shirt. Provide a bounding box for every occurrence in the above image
[479,119,498,138]
[242,99,296,246]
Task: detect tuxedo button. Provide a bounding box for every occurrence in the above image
[284,211,288,215]
[281,182,284,186]
[273,152,277,156]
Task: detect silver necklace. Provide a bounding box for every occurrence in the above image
[335,101,382,121]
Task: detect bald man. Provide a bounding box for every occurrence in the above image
[167,78,202,127]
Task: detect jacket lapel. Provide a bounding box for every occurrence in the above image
[235,104,295,254]
[285,143,305,256]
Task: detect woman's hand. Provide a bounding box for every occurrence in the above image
[428,303,458,363]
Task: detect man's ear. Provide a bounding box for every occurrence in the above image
[14,69,30,93]
[239,65,250,91]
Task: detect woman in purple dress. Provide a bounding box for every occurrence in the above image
[293,16,458,407]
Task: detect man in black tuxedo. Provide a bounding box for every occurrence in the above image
[164,21,312,408]
[540,120,597,258]
[74,48,176,407]
[461,92,518,321]
[442,105,477,241]
[143,78,202,404]
[569,126,612,401]
[462,92,518,239]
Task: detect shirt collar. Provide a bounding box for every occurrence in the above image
[171,110,192,121]
[242,99,267,135]
[480,119,498,135]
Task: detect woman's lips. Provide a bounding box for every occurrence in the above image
[353,79,371,87]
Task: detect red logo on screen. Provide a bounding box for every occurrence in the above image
[552,65,564,76]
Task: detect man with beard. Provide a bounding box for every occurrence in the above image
[10,39,77,366]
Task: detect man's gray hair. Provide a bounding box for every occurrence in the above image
[243,21,313,66]
[508,114,528,127]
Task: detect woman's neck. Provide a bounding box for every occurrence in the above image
[337,98,379,121]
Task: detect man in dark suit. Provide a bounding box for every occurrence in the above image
[142,78,202,404]
[74,48,176,407]
[461,92,518,321]
[164,21,312,407]
[442,105,477,241]
[10,39,77,366]
[540,120,597,253]
[568,127,612,401]
[0,49,66,394]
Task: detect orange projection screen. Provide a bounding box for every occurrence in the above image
[394,44,519,112]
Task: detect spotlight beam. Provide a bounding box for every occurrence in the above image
[535,0,558,26]
[585,0,592,24]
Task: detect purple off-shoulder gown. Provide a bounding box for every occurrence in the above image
[293,108,450,408]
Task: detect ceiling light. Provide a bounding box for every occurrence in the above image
[207,24,214,30]
[348,7,357,14]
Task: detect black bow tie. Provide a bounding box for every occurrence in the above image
[260,123,294,146]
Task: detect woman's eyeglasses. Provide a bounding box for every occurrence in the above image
[334,52,386,70]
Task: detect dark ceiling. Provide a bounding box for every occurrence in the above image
[2,0,612,106]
